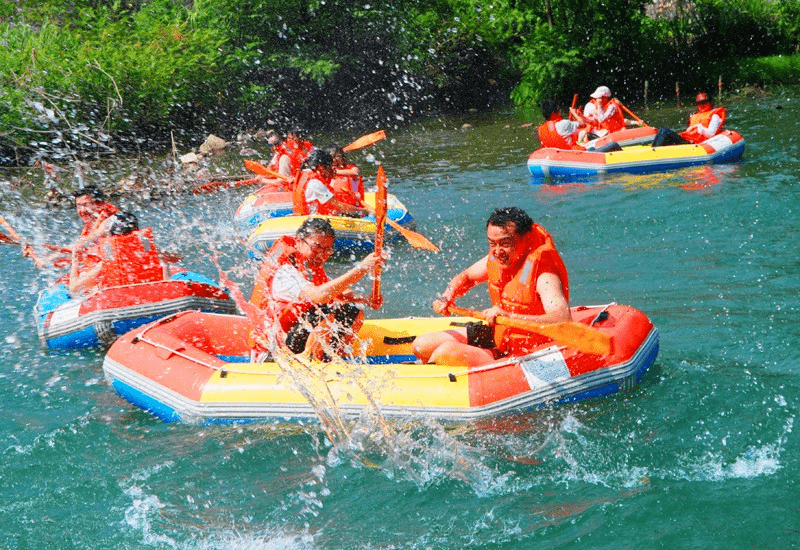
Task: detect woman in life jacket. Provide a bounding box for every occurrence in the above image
[68,212,164,295]
[326,145,365,208]
[293,149,370,218]
[249,217,384,360]
[582,86,626,137]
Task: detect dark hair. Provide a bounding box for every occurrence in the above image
[306,149,333,170]
[297,217,335,240]
[325,144,346,163]
[541,98,560,120]
[266,130,283,146]
[487,207,533,235]
[73,185,105,202]
[109,211,138,235]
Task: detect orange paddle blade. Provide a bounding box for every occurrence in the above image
[192,178,261,195]
[243,159,293,182]
[447,305,612,356]
[343,130,386,152]
[385,218,438,252]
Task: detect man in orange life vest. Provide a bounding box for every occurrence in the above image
[68,211,165,294]
[293,149,370,217]
[413,207,570,367]
[537,98,590,150]
[250,217,384,358]
[582,86,626,137]
[680,92,727,143]
[651,92,727,147]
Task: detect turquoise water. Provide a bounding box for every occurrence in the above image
[2,88,800,548]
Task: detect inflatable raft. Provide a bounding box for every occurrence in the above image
[247,194,416,257]
[102,303,659,423]
[35,272,237,348]
[528,130,745,180]
[234,188,413,234]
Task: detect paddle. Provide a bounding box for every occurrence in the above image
[244,159,289,180]
[383,216,438,252]
[568,93,578,121]
[371,165,387,307]
[248,159,438,251]
[446,304,612,356]
[1,217,72,268]
[192,177,262,195]
[0,216,21,244]
[614,99,649,127]
[342,130,386,152]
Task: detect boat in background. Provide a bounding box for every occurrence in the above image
[528,130,745,181]
[246,192,415,257]
[35,272,237,348]
[102,303,659,423]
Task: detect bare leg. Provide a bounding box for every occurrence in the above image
[412,327,468,363]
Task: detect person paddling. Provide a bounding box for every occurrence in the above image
[536,99,590,150]
[293,149,370,218]
[582,86,626,137]
[68,211,165,295]
[250,217,384,360]
[651,92,727,147]
[413,207,570,366]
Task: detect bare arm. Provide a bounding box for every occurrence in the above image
[299,251,384,306]
[483,272,571,325]
[432,255,489,315]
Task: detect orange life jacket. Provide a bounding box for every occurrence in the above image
[537,117,584,150]
[250,236,328,332]
[486,224,570,355]
[599,105,626,134]
[284,138,312,166]
[293,170,337,215]
[680,106,727,143]
[93,228,164,288]
[332,168,364,207]
[267,143,304,176]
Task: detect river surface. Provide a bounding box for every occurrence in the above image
[1,87,799,548]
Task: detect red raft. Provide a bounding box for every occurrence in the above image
[102,303,659,423]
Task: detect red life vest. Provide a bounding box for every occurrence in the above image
[599,105,626,134]
[680,106,727,143]
[250,236,328,332]
[293,170,337,215]
[486,224,570,355]
[267,143,304,176]
[537,117,584,150]
[332,168,364,207]
[94,228,164,288]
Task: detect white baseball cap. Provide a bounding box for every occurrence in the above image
[590,86,612,99]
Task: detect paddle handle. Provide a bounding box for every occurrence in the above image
[615,100,648,126]
[446,304,612,356]
[370,166,388,307]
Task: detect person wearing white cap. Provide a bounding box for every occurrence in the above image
[582,86,626,137]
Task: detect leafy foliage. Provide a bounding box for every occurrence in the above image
[1,0,799,164]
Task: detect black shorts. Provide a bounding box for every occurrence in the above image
[285,302,361,354]
[464,321,506,360]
